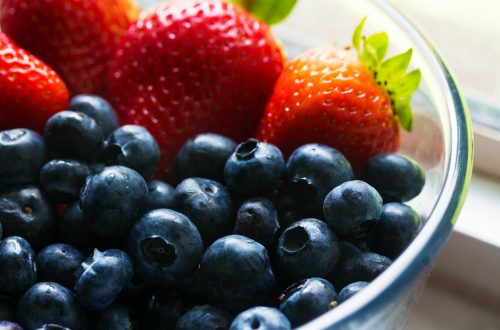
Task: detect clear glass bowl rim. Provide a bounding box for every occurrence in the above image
[298,1,474,329]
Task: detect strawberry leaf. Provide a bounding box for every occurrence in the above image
[230,0,297,25]
[364,32,389,65]
[377,49,412,87]
[353,17,367,53]
[352,18,421,132]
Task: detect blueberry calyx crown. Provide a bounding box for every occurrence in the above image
[352,17,421,131]
[140,236,177,266]
[282,226,309,254]
[235,139,259,161]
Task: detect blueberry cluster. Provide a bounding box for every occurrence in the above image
[0,95,425,330]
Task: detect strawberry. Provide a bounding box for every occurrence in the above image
[107,0,284,179]
[257,18,421,172]
[0,32,69,132]
[0,0,139,95]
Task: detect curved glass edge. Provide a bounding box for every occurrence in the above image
[300,1,474,329]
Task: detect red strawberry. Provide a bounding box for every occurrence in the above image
[107,0,284,179]
[0,32,69,132]
[257,18,421,172]
[0,0,139,95]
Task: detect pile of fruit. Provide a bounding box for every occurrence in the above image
[0,0,424,329]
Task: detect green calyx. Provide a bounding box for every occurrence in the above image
[229,0,297,25]
[353,17,421,131]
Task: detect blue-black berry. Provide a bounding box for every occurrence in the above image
[80,166,147,239]
[175,177,233,244]
[143,180,176,212]
[40,160,90,203]
[36,243,85,289]
[323,180,383,239]
[103,125,159,178]
[0,186,56,249]
[331,252,392,290]
[17,282,87,330]
[234,197,279,249]
[69,94,119,136]
[279,278,337,327]
[0,129,45,191]
[373,203,421,259]
[230,306,291,330]
[285,144,353,216]
[93,303,133,330]
[201,235,276,312]
[363,153,425,202]
[336,281,368,305]
[176,305,232,330]
[74,249,133,310]
[0,236,37,296]
[224,139,284,196]
[276,218,340,283]
[128,209,203,286]
[175,133,237,183]
[44,111,104,162]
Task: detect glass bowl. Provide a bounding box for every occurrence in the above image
[133,0,473,328]
[269,0,473,329]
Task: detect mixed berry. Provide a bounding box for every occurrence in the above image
[0,0,426,328]
[0,93,424,329]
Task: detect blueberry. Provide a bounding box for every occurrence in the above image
[69,94,119,136]
[17,282,87,330]
[276,218,340,283]
[142,288,185,330]
[175,133,237,183]
[0,186,56,249]
[234,197,279,249]
[331,252,392,290]
[286,144,353,216]
[279,278,337,327]
[372,203,421,259]
[224,139,285,196]
[363,153,425,202]
[176,305,232,330]
[0,237,36,296]
[0,129,45,191]
[201,235,276,312]
[80,166,147,239]
[323,180,383,239]
[335,281,369,305]
[93,303,133,330]
[36,243,85,289]
[74,249,133,310]
[0,295,16,321]
[230,306,291,330]
[44,111,104,162]
[103,125,159,178]
[143,180,175,212]
[175,178,233,243]
[58,202,94,251]
[128,209,203,286]
[40,160,90,203]
[0,321,23,330]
